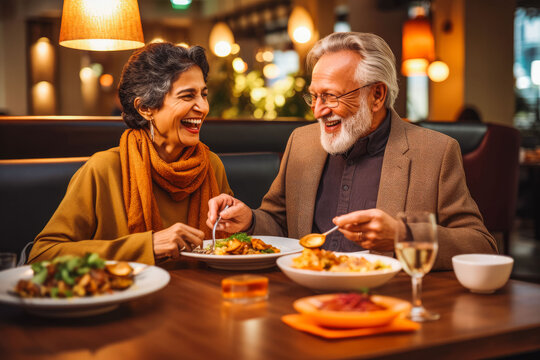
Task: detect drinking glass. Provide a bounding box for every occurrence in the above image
[395,212,440,322]
[0,253,17,270]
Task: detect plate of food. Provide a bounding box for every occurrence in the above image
[0,253,170,317]
[276,249,401,291]
[292,293,411,328]
[181,233,303,270]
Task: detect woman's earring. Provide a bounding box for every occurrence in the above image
[148,118,154,142]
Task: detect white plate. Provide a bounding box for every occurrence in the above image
[0,262,170,317]
[277,252,402,292]
[181,236,303,270]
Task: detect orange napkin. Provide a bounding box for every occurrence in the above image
[282,314,420,339]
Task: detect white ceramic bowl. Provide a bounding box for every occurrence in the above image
[276,253,401,292]
[452,254,514,294]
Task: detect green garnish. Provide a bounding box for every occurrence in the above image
[224,232,252,243]
[30,252,105,285]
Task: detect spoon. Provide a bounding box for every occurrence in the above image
[299,225,339,248]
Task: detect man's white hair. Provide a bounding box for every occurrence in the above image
[306,32,399,110]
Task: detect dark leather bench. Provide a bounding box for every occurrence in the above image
[418,121,521,253]
[0,117,307,159]
[0,152,280,257]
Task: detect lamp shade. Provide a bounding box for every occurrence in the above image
[209,22,235,57]
[402,16,434,76]
[59,0,145,51]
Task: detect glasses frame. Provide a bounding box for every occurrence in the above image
[303,82,376,108]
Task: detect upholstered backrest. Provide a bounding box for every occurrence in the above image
[418,122,521,236]
[0,153,280,255]
[0,117,307,159]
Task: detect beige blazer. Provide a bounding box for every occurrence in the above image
[253,110,497,270]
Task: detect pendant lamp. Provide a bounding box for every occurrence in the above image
[287,6,314,44]
[401,15,435,76]
[59,0,145,51]
[209,22,235,57]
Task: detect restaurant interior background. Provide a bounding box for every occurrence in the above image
[0,0,539,280]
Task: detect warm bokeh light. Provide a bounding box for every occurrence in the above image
[262,50,274,62]
[255,50,264,63]
[292,26,312,44]
[79,67,94,82]
[59,0,144,51]
[99,73,114,88]
[231,43,240,55]
[32,81,56,114]
[214,41,232,57]
[176,42,189,48]
[263,64,280,79]
[150,38,165,44]
[402,59,429,76]
[288,6,314,45]
[30,37,55,83]
[427,61,449,82]
[232,58,247,73]
[209,22,234,57]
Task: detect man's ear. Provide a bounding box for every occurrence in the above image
[371,83,387,112]
[134,97,153,120]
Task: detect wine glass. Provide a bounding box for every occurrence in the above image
[395,211,440,322]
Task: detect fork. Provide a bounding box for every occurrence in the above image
[212,204,229,252]
[191,204,230,254]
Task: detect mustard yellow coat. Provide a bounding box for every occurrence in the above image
[28,148,232,265]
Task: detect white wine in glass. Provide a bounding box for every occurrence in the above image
[395,212,440,322]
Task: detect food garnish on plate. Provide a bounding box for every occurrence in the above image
[213,233,280,255]
[15,253,135,298]
[292,248,391,272]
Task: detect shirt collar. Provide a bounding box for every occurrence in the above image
[343,109,391,160]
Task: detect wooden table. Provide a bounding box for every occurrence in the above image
[1,260,540,360]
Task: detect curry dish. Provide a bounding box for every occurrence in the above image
[292,248,391,272]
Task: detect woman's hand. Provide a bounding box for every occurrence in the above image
[152,223,205,261]
[207,194,253,233]
[333,209,398,252]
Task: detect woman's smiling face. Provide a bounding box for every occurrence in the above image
[151,65,209,152]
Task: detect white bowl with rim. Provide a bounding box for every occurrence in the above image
[452,254,513,294]
[276,252,401,292]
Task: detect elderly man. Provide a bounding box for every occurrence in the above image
[207,32,497,270]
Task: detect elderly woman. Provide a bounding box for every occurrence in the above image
[28,43,232,265]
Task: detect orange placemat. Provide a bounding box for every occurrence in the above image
[282,314,420,339]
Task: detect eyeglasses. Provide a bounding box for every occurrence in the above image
[303,83,375,108]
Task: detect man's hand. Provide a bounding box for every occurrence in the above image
[207,194,253,233]
[333,209,398,252]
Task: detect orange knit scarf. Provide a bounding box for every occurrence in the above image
[119,129,220,238]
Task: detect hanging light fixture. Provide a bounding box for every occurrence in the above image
[287,6,314,44]
[401,11,435,76]
[428,60,450,82]
[59,0,145,51]
[209,22,235,57]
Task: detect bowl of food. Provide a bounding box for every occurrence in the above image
[293,293,411,328]
[452,254,514,294]
[276,249,401,291]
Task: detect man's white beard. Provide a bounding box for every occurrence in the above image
[318,96,373,155]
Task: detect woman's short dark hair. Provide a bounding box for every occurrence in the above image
[118,42,209,128]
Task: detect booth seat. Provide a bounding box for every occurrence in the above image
[0,117,307,159]
[0,117,521,256]
[0,152,280,257]
[418,121,521,253]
